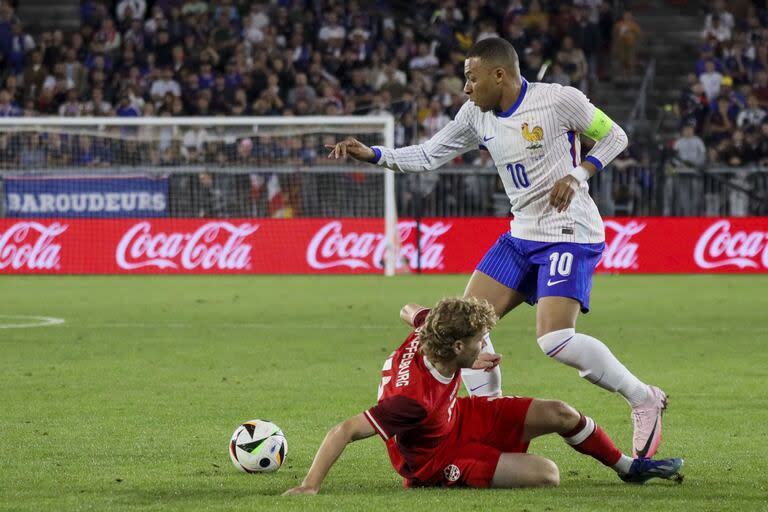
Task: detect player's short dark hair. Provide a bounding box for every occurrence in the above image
[466,37,519,72]
[419,297,497,362]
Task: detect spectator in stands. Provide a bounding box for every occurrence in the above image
[721,39,749,85]
[612,10,642,81]
[82,87,112,116]
[547,62,571,86]
[19,133,46,169]
[736,93,767,129]
[720,129,757,167]
[699,60,724,101]
[0,132,17,168]
[718,76,746,118]
[41,30,64,70]
[116,92,141,117]
[409,43,439,72]
[123,18,145,51]
[116,0,146,24]
[0,87,21,116]
[678,74,709,131]
[46,132,69,167]
[95,17,121,55]
[673,123,707,168]
[704,95,736,147]
[664,124,704,217]
[556,36,588,91]
[22,49,47,101]
[8,21,35,75]
[374,60,408,100]
[143,6,166,38]
[522,39,545,81]
[344,68,373,108]
[701,14,731,45]
[287,72,317,109]
[59,87,83,116]
[149,67,181,105]
[63,47,87,95]
[704,0,735,34]
[421,97,450,138]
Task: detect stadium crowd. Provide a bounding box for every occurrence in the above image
[0,0,628,217]
[675,0,768,169]
[0,1,619,143]
[0,0,765,218]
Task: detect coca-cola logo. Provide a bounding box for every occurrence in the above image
[694,220,768,269]
[0,222,67,270]
[599,220,645,270]
[306,221,451,270]
[116,221,259,270]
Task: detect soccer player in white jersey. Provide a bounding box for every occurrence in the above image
[326,37,666,458]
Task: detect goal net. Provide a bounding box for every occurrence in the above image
[0,116,398,274]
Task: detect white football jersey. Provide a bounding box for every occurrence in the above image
[373,79,628,243]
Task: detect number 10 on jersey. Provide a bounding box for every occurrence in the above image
[506,163,530,189]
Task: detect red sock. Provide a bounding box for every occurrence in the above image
[413,308,430,328]
[560,415,622,467]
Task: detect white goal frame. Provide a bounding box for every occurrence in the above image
[0,115,398,276]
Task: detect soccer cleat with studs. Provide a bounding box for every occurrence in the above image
[620,457,685,484]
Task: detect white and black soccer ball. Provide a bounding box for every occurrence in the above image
[229,419,287,473]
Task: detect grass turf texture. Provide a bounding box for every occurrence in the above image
[1,275,766,512]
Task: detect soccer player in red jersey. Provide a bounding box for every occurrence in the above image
[284,298,683,495]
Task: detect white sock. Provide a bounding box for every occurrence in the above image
[612,454,634,475]
[537,328,650,407]
[461,333,502,397]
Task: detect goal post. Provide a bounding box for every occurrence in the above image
[0,115,398,275]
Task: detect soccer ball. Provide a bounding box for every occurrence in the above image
[229,419,288,473]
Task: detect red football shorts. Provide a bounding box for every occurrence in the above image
[405,395,533,488]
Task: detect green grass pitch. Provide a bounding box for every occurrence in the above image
[1,275,767,511]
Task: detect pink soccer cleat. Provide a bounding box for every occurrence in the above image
[632,385,668,458]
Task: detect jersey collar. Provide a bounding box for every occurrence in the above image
[495,78,528,118]
[422,355,455,384]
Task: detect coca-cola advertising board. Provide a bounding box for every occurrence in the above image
[1,217,767,274]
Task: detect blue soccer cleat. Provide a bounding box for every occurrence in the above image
[620,457,685,484]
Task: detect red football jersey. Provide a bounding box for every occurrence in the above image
[364,330,462,481]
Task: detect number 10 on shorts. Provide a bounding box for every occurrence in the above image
[549,252,573,277]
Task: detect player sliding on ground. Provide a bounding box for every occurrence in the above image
[283,298,683,495]
[326,36,667,459]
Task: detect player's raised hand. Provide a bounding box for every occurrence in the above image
[472,352,501,372]
[325,137,376,162]
[549,175,580,213]
[282,485,319,496]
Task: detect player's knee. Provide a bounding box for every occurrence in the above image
[536,328,575,356]
[536,459,560,487]
[547,400,580,431]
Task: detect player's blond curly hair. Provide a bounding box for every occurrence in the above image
[419,297,497,362]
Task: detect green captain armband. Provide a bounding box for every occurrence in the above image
[583,108,613,141]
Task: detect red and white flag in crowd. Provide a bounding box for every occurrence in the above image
[250,174,290,218]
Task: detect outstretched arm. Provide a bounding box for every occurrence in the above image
[325,104,479,173]
[283,413,375,496]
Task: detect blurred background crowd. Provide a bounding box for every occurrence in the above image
[0,0,766,218]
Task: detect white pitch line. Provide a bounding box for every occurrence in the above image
[0,315,66,329]
[44,322,768,333]
[83,322,400,330]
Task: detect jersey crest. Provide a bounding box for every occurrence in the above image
[522,122,544,150]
